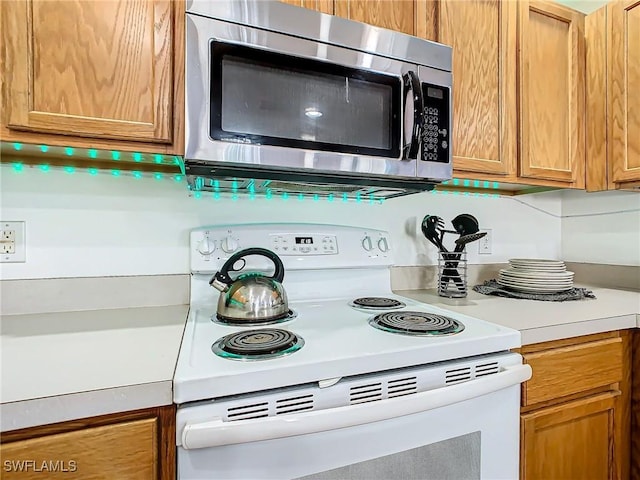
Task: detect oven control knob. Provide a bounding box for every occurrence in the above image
[197,237,216,255]
[221,235,239,253]
[378,237,389,253]
[361,235,373,252]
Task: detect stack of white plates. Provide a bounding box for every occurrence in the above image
[498,259,574,294]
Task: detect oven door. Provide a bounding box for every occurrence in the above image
[185,13,424,179]
[177,362,530,479]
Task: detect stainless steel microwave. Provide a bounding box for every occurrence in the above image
[185,0,453,199]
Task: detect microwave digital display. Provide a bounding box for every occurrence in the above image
[295,237,313,245]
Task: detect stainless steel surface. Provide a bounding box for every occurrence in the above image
[185,0,453,198]
[186,0,451,71]
[216,275,290,324]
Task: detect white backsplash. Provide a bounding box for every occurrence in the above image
[0,165,565,279]
[561,190,640,266]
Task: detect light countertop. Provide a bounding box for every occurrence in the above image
[395,285,640,345]
[1,304,188,432]
[2,284,639,432]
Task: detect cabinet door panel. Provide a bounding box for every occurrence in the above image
[335,1,415,35]
[521,392,618,480]
[438,0,517,176]
[0,419,157,479]
[609,0,640,184]
[519,1,585,186]
[3,0,173,143]
[280,0,334,14]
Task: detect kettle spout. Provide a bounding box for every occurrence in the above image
[209,272,231,292]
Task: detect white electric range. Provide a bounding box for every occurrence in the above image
[174,223,531,480]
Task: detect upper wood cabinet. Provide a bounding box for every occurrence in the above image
[518,0,585,188]
[280,0,334,14]
[0,0,184,155]
[586,0,640,191]
[335,0,416,35]
[434,0,517,177]
[608,0,640,186]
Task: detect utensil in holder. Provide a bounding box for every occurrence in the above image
[438,251,468,298]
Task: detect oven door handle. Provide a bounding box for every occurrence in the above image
[180,363,531,449]
[402,70,424,160]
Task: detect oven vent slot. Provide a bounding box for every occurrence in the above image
[350,382,383,404]
[475,362,499,377]
[387,376,418,398]
[226,401,269,421]
[275,394,314,415]
[445,366,472,384]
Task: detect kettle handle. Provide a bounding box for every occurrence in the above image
[210,247,285,290]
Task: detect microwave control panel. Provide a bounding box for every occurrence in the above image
[420,83,450,164]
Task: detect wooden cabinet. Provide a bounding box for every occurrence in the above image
[423,0,517,177]
[609,0,640,187]
[0,0,184,155]
[422,0,586,189]
[280,0,334,14]
[519,331,631,480]
[586,0,640,191]
[335,0,416,35]
[518,0,585,188]
[0,406,175,480]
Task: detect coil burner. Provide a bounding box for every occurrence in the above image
[350,297,406,310]
[212,329,304,361]
[369,311,465,336]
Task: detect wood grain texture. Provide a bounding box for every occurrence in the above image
[521,336,623,406]
[632,330,640,480]
[585,6,609,192]
[0,0,184,156]
[521,391,619,480]
[0,419,157,479]
[0,405,176,480]
[439,0,517,176]
[416,0,438,41]
[617,330,631,480]
[3,0,173,143]
[608,0,640,185]
[335,0,415,35]
[280,0,334,14]
[519,0,586,187]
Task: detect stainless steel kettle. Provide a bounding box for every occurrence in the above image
[209,247,289,324]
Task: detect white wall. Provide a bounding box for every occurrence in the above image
[561,190,640,266]
[0,165,562,280]
[554,0,610,13]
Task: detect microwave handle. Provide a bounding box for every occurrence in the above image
[402,71,424,160]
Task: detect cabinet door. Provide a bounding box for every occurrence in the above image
[609,0,640,185]
[2,0,173,143]
[334,1,415,35]
[519,0,585,186]
[436,0,518,176]
[280,0,334,14]
[521,392,619,480]
[0,419,157,479]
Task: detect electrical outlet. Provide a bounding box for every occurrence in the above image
[478,229,492,255]
[0,221,26,263]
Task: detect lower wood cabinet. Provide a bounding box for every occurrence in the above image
[0,405,175,480]
[518,331,631,480]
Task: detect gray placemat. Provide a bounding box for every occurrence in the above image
[473,279,596,302]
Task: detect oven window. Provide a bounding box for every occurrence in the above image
[210,41,401,158]
[296,432,481,480]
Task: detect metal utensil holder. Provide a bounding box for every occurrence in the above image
[438,251,468,298]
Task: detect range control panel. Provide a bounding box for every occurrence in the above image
[271,234,337,255]
[190,224,393,273]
